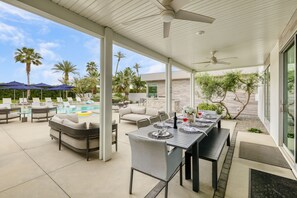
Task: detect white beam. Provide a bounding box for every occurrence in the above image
[99,38,104,160]
[172,60,193,73]
[165,58,172,113]
[2,0,104,38]
[101,27,113,161]
[190,71,196,108]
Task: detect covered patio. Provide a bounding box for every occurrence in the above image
[1,0,297,197]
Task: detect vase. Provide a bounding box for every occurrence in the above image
[187,114,195,123]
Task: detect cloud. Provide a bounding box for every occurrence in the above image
[0,22,26,45]
[38,25,50,35]
[84,38,100,63]
[142,63,165,74]
[37,42,61,62]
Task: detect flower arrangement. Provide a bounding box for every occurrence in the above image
[182,106,196,115]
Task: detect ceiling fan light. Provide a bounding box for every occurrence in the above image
[161,10,175,22]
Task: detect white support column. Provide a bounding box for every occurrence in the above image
[190,71,196,108]
[165,58,172,113]
[100,27,113,161]
[99,37,104,160]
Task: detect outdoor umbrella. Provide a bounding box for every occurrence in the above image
[34,83,53,100]
[0,81,25,101]
[47,85,74,98]
[2,85,42,101]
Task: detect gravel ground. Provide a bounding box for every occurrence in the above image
[229,115,268,134]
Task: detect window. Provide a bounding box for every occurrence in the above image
[264,66,270,121]
[148,84,158,98]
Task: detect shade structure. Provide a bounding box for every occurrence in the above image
[1,85,42,100]
[34,83,53,100]
[0,81,26,101]
[0,81,24,86]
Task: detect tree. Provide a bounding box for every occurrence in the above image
[85,61,99,95]
[133,63,141,76]
[113,67,135,99]
[14,47,42,97]
[131,76,146,93]
[114,51,125,74]
[52,60,78,85]
[196,71,259,119]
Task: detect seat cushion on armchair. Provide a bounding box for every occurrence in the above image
[131,106,146,114]
[51,116,64,124]
[145,108,159,116]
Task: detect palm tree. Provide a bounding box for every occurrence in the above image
[114,51,125,74]
[52,60,78,85]
[86,61,98,76]
[85,61,99,95]
[133,63,141,76]
[14,47,42,97]
[113,67,135,99]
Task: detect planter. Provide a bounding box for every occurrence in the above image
[187,114,195,123]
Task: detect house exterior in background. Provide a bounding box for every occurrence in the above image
[141,67,259,117]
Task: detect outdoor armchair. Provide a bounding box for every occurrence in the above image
[128,135,183,198]
[136,118,150,129]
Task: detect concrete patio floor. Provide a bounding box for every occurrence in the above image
[0,114,295,198]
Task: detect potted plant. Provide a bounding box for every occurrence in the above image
[182,106,196,123]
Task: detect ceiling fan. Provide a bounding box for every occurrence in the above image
[122,0,215,38]
[193,51,238,67]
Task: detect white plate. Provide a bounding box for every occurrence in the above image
[152,131,170,137]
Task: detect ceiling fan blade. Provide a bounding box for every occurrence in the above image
[216,61,231,65]
[193,61,211,64]
[163,22,171,38]
[175,10,215,24]
[149,0,167,10]
[122,14,159,26]
[218,57,238,60]
[170,0,192,12]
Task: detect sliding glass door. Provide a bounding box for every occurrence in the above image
[283,43,295,156]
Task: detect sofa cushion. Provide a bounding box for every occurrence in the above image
[131,106,146,114]
[145,108,159,116]
[55,114,79,123]
[121,113,151,122]
[63,119,87,130]
[0,104,10,109]
[50,129,99,149]
[33,112,56,118]
[51,116,64,124]
[0,113,19,119]
[119,107,131,117]
[89,122,99,129]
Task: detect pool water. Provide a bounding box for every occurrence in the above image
[57,105,100,114]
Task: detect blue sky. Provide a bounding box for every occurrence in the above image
[0,2,165,85]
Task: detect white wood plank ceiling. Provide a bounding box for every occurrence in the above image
[50,0,297,71]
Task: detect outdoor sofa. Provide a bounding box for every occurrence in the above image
[49,114,118,160]
[0,106,21,124]
[31,106,57,122]
[119,105,163,123]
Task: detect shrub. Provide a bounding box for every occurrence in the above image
[198,102,224,115]
[248,128,263,133]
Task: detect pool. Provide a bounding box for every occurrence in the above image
[57,105,100,115]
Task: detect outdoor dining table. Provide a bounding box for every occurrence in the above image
[127,115,222,193]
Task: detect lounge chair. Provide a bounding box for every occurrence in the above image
[2,98,12,104]
[67,97,74,104]
[63,102,76,109]
[76,97,82,103]
[45,97,52,103]
[19,98,29,105]
[32,98,40,103]
[56,97,63,103]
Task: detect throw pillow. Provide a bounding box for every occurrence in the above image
[63,119,87,130]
